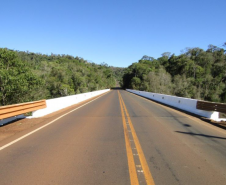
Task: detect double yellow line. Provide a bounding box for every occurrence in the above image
[118,91,155,185]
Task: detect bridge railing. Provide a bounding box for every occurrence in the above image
[196,101,226,114]
[0,100,46,120]
[0,89,110,126]
[126,89,226,121]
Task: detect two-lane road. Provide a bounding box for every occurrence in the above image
[0,90,226,185]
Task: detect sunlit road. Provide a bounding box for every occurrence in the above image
[0,90,226,185]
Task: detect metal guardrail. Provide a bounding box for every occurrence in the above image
[196,101,226,114]
[0,100,46,120]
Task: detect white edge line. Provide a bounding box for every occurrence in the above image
[0,92,109,151]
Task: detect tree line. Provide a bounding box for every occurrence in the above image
[122,43,226,103]
[0,48,123,106]
[1,43,225,106]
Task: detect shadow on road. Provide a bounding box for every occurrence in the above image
[183,124,191,127]
[126,91,226,130]
[175,131,226,140]
[111,87,122,90]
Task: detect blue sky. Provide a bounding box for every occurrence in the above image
[1,0,225,67]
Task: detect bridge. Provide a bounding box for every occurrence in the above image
[0,89,226,184]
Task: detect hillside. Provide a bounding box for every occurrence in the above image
[122,44,226,103]
[1,43,225,106]
[0,48,123,106]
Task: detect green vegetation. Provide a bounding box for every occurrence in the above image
[1,43,225,106]
[0,48,122,106]
[122,43,226,103]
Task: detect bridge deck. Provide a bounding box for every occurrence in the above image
[0,90,226,185]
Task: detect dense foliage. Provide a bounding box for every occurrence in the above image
[0,48,121,106]
[122,44,226,103]
[1,43,225,106]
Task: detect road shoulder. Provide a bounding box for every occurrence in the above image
[0,92,109,146]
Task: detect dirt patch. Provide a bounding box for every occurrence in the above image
[0,118,48,142]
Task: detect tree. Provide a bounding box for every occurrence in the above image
[122,43,226,103]
[0,48,43,105]
[131,77,141,89]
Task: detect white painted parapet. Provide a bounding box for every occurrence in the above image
[126,89,219,121]
[31,89,110,118]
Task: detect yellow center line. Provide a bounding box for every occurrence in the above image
[118,91,155,185]
[118,91,139,185]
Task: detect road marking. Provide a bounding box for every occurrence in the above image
[118,91,139,185]
[0,92,110,151]
[137,170,144,173]
[118,91,155,185]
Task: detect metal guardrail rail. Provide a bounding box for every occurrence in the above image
[196,101,226,114]
[0,100,46,120]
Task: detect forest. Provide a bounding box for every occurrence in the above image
[1,43,225,106]
[122,43,226,103]
[0,48,123,106]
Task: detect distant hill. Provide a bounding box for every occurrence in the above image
[0,48,118,105]
[122,43,226,103]
[1,43,225,106]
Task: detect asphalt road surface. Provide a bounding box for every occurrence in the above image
[0,90,226,185]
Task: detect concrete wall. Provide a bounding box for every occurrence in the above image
[31,89,110,118]
[126,89,219,121]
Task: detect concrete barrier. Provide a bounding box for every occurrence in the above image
[31,89,110,118]
[126,89,219,121]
